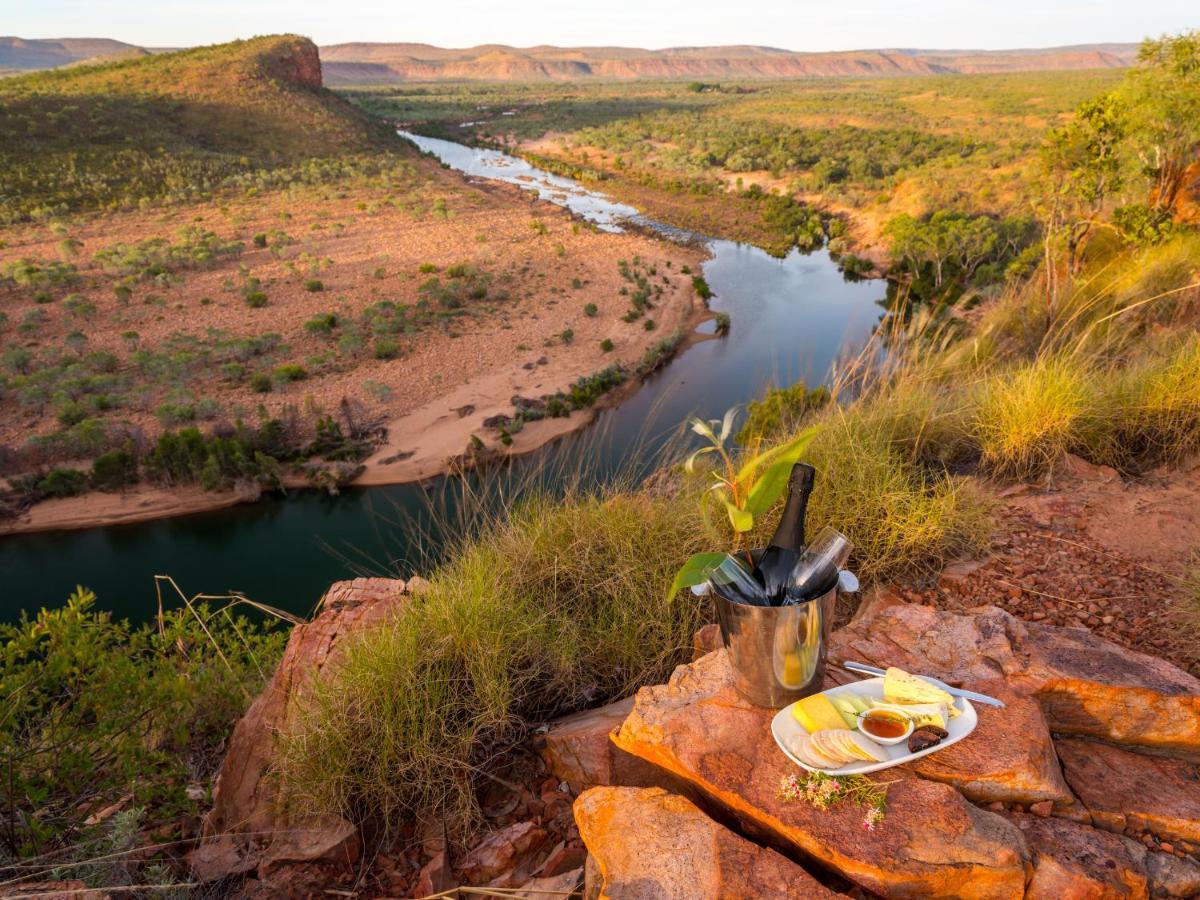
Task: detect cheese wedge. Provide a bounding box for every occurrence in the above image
[849,732,888,762]
[871,699,948,730]
[883,667,960,717]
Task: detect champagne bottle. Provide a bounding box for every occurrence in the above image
[753,463,816,601]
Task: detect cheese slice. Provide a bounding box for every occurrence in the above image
[883,667,961,717]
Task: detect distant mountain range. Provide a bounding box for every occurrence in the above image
[1,36,1140,82]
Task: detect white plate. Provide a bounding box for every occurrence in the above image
[771,676,978,775]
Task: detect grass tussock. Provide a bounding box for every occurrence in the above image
[276,487,709,837]
[772,408,991,583]
[974,356,1087,479]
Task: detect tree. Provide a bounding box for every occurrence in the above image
[1040,91,1126,273]
[1121,31,1200,214]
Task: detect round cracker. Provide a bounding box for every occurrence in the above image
[812,730,853,765]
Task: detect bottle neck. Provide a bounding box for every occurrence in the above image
[768,463,815,553]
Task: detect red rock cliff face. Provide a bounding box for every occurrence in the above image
[266,36,323,89]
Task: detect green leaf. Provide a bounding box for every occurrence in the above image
[735,425,819,485]
[744,458,796,518]
[666,552,726,602]
[723,498,754,533]
[683,444,718,473]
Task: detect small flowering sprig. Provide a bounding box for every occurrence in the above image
[778,771,891,831]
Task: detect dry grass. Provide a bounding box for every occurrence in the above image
[275,485,709,838]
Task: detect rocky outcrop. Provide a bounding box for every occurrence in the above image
[829,602,1200,757]
[1056,738,1200,845]
[537,697,664,793]
[1007,813,1151,899]
[905,679,1072,806]
[189,578,409,882]
[575,786,846,899]
[263,35,323,89]
[593,602,1200,899]
[611,651,1030,899]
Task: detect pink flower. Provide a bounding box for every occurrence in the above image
[863,806,884,831]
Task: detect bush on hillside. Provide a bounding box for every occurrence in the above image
[0,587,285,856]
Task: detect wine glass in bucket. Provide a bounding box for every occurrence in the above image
[783,526,853,605]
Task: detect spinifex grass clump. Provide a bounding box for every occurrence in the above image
[276,487,709,838]
[973,356,1086,480]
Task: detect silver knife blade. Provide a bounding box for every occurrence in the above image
[838,660,1006,708]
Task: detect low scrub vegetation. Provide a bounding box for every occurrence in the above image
[1,586,285,858]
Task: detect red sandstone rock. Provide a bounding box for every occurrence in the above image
[1056,739,1200,845]
[613,651,1029,899]
[538,697,663,793]
[458,821,549,884]
[830,602,1200,757]
[693,622,722,660]
[537,840,588,878]
[512,866,585,899]
[414,851,453,896]
[190,577,408,881]
[1007,813,1149,899]
[575,786,846,899]
[905,678,1073,806]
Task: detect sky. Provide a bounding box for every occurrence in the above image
[5,0,1196,50]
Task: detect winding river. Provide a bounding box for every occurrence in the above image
[0,135,886,623]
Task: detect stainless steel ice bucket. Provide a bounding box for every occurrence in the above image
[713,583,835,708]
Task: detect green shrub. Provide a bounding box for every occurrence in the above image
[304,279,325,293]
[584,303,598,317]
[250,371,273,392]
[245,291,268,308]
[737,382,830,446]
[253,232,268,248]
[304,312,340,335]
[90,448,139,490]
[276,488,708,835]
[36,467,89,499]
[273,363,307,383]
[600,338,614,352]
[560,328,574,344]
[0,587,284,854]
[156,401,196,425]
[373,338,402,360]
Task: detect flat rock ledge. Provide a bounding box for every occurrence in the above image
[586,602,1200,899]
[575,786,847,899]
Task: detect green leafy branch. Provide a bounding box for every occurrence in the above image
[667,408,818,599]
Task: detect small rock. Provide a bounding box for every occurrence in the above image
[1030,800,1053,817]
[692,623,721,660]
[415,851,452,896]
[537,840,588,878]
[458,821,548,884]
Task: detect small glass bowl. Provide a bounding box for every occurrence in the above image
[857,707,914,746]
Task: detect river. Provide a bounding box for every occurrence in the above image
[0,135,886,623]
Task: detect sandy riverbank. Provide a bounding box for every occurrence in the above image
[1,173,709,535]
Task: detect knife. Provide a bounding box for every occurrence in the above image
[837,660,1006,708]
